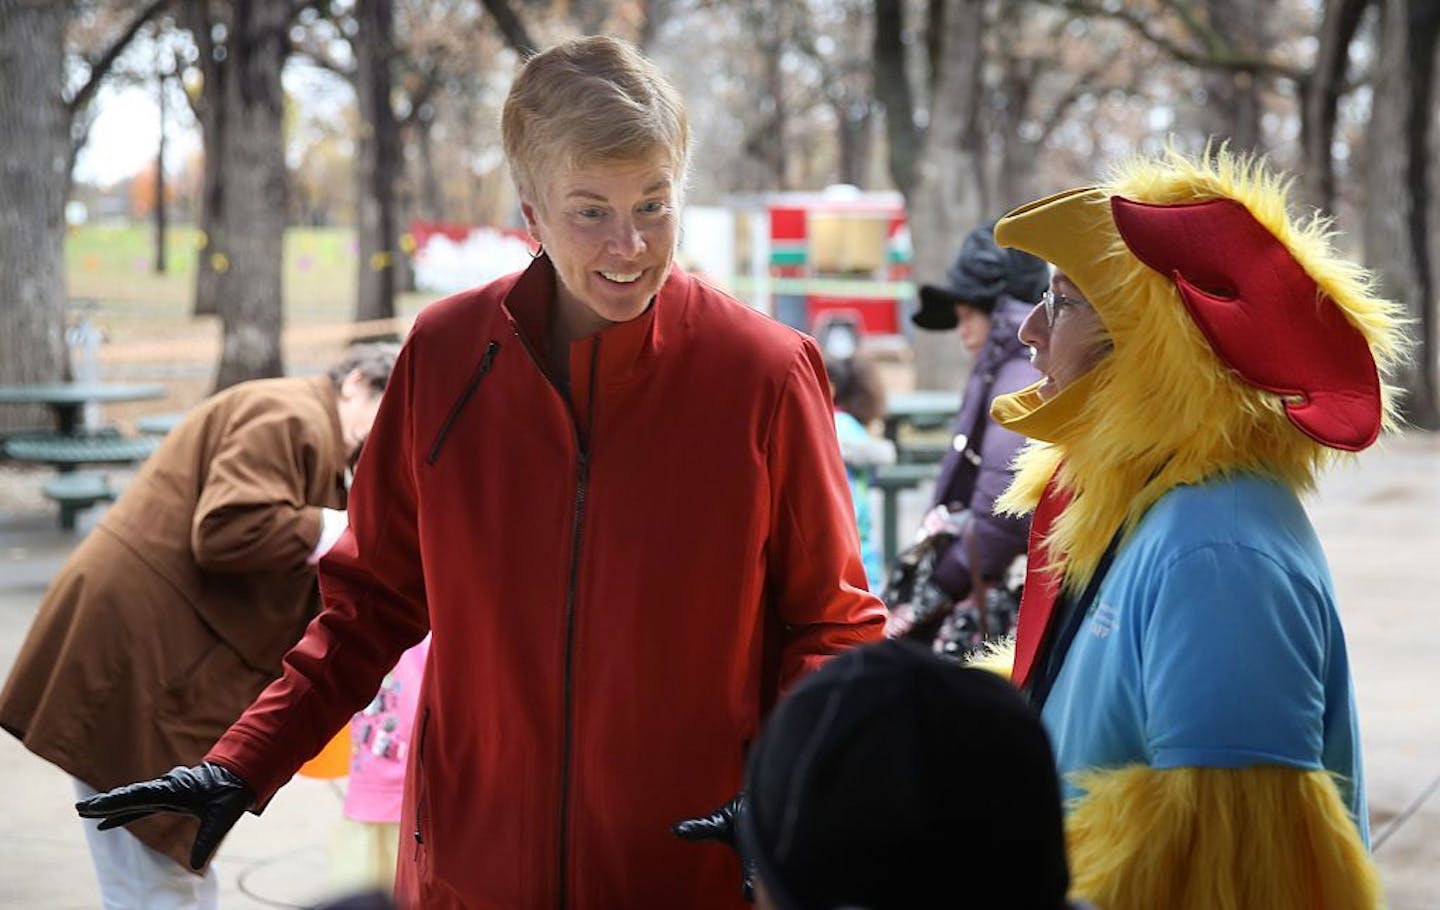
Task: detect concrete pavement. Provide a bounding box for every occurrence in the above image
[0,432,1437,908]
[0,507,349,909]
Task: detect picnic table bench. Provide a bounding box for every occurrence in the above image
[882,390,960,444]
[4,434,160,530]
[136,412,186,435]
[41,472,118,531]
[872,462,942,566]
[896,439,951,465]
[4,433,160,468]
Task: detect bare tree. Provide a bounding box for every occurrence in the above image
[0,1,70,426]
[354,0,402,323]
[1300,0,1371,212]
[872,0,918,197]
[910,0,987,390]
[152,21,172,274]
[179,0,225,317]
[0,0,166,431]
[1363,0,1440,427]
[1039,0,1306,151]
[190,0,292,390]
[873,0,987,389]
[1193,0,1265,151]
[479,0,537,54]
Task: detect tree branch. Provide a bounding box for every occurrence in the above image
[295,35,356,80]
[478,0,537,57]
[69,0,173,116]
[399,64,444,127]
[1035,69,1135,145]
[1048,0,1307,84]
[1161,0,1227,56]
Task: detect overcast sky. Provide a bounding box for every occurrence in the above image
[74,82,201,188]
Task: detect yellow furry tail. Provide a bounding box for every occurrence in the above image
[1066,765,1382,910]
[964,636,1015,679]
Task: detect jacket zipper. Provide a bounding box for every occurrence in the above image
[412,706,432,856]
[556,341,598,910]
[509,325,596,909]
[425,340,500,465]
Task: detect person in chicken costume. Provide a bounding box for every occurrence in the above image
[988,148,1402,910]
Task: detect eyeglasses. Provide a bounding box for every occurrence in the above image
[1041,289,1089,327]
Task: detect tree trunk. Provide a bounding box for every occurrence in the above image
[762,39,789,188]
[154,63,168,274]
[354,0,400,323]
[873,0,918,197]
[1197,0,1264,152]
[0,0,69,431]
[1429,41,1440,428]
[185,0,226,317]
[414,114,443,220]
[907,0,985,391]
[1363,0,1440,428]
[834,98,872,188]
[1300,0,1370,213]
[993,77,1039,211]
[212,0,290,390]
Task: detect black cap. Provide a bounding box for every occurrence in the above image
[740,640,1070,910]
[913,221,1051,330]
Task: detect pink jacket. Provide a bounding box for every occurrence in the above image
[343,636,431,824]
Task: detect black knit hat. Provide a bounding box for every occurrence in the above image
[739,640,1070,910]
[913,221,1051,330]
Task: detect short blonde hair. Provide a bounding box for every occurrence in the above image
[501,36,690,206]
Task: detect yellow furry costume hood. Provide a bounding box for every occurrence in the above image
[991,148,1406,591]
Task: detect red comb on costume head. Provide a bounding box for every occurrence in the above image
[1110,196,1382,451]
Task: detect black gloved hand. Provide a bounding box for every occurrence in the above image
[673,793,756,901]
[75,762,254,870]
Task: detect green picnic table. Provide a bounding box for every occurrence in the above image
[4,433,160,467]
[872,462,942,566]
[4,434,161,530]
[0,382,166,435]
[883,390,960,443]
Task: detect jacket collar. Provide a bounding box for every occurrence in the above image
[501,253,684,384]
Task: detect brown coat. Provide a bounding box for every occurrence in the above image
[0,375,347,869]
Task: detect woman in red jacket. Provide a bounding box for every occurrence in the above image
[77,35,884,909]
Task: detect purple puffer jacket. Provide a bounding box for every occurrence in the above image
[928,296,1041,597]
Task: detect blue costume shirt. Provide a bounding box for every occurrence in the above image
[1041,474,1368,844]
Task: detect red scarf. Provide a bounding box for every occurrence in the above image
[1011,467,1072,690]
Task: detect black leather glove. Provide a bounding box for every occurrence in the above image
[672,793,755,901]
[75,762,255,870]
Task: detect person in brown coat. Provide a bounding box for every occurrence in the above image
[0,343,397,909]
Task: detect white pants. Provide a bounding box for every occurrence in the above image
[74,779,219,910]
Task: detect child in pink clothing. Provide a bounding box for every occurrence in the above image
[330,635,430,896]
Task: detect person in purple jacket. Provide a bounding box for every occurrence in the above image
[886,221,1048,652]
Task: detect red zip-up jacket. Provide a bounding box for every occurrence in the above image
[207,260,885,908]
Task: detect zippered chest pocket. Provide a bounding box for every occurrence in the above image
[426,341,500,465]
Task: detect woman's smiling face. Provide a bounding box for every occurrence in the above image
[1017,273,1111,400]
[521,150,679,340]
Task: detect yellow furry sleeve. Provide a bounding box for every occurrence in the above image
[1066,764,1381,910]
